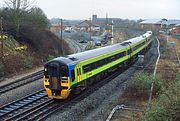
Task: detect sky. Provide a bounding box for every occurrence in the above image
[0,0,180,20]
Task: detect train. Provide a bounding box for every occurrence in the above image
[44,31,153,99]
[0,35,8,40]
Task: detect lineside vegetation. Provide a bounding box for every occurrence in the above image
[127,72,180,120]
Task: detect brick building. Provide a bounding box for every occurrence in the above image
[170,24,180,36]
[140,19,180,34]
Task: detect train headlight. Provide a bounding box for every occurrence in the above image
[44,68,47,71]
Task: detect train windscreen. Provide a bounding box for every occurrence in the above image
[44,63,68,79]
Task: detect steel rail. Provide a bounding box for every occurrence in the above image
[0,89,48,120]
[0,70,43,94]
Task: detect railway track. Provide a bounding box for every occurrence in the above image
[0,38,83,94]
[35,60,154,121]
[73,40,84,53]
[26,69,127,121]
[0,39,156,120]
[0,89,50,121]
[0,64,130,121]
[0,59,154,121]
[0,70,44,95]
[63,38,84,53]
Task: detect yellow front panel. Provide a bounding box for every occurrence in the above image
[44,76,71,99]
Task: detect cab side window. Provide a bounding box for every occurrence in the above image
[71,70,75,82]
[61,66,68,77]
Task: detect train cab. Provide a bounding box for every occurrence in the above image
[44,58,71,99]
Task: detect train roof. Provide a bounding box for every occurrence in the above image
[48,43,128,66]
[123,31,152,45]
[69,42,128,61]
[47,31,152,66]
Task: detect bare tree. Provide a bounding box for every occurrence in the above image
[3,0,35,38]
[4,0,35,11]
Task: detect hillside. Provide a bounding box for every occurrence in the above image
[0,3,72,78]
[0,30,72,78]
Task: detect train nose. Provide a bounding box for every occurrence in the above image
[44,76,71,99]
[52,89,61,96]
[44,62,70,99]
[49,77,61,91]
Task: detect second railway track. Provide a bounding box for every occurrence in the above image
[0,89,49,121]
[0,70,44,95]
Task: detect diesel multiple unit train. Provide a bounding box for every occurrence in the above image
[44,31,152,99]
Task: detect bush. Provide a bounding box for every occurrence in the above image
[23,56,33,69]
[143,78,180,121]
[127,72,164,97]
[0,62,4,77]
[47,55,55,61]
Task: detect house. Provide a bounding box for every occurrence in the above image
[49,25,62,33]
[170,24,180,36]
[140,19,166,32]
[140,19,180,33]
[76,20,100,32]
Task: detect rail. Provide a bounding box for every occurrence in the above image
[0,89,50,120]
[17,60,133,121]
[148,37,160,107]
[0,70,43,95]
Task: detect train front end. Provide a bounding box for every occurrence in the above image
[43,60,71,99]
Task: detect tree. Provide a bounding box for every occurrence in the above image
[27,7,48,29]
[3,0,35,38]
[20,7,48,50]
[4,0,35,10]
[1,0,49,52]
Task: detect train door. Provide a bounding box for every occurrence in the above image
[49,63,61,91]
[76,63,82,82]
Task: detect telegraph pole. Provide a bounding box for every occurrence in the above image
[61,19,63,55]
[89,17,92,41]
[111,20,114,44]
[0,17,4,62]
[106,12,108,32]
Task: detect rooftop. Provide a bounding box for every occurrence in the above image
[140,19,180,25]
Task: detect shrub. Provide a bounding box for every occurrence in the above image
[0,62,4,77]
[23,56,33,69]
[127,72,164,98]
[143,78,180,121]
[47,55,55,61]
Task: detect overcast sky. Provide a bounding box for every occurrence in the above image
[0,0,180,20]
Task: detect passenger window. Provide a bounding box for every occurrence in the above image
[128,49,132,55]
[91,63,96,70]
[101,59,105,66]
[83,65,90,73]
[110,56,115,61]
